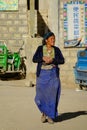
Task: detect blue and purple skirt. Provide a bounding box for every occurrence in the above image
[35,68,61,119]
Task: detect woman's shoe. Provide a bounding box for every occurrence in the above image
[41,113,46,123]
[47,117,54,124]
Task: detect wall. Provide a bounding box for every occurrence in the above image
[0,0,28,51]
[59,0,84,88]
[0,0,84,89]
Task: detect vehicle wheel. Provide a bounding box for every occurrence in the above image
[20,64,26,79]
[79,84,83,90]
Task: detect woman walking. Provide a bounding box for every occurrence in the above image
[32,32,65,124]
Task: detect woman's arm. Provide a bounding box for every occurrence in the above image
[52,47,65,65]
[32,46,43,63]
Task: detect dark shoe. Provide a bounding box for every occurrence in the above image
[41,113,46,123]
[47,117,54,124]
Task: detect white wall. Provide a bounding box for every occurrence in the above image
[39,0,48,10]
[48,0,59,46]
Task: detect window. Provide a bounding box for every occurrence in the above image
[35,0,39,10]
[27,0,39,10]
[27,0,30,10]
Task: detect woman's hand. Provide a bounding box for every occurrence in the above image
[43,56,53,64]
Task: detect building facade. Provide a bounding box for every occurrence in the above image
[0,0,85,88]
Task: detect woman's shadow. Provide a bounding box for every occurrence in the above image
[54,111,87,122]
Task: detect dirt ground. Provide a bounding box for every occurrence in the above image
[0,79,87,130]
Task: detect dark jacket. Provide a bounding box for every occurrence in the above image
[32,45,65,77]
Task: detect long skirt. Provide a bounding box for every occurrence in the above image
[35,68,61,119]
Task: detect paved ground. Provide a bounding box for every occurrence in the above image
[0,79,87,130]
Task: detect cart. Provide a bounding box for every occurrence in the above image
[74,48,87,90]
[0,41,26,79]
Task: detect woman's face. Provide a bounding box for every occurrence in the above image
[46,35,55,46]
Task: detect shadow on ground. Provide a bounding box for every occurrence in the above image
[0,73,22,80]
[54,111,87,122]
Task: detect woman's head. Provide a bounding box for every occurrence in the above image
[43,32,55,46]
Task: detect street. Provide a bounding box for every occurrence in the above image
[0,79,87,130]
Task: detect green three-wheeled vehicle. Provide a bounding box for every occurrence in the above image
[0,41,26,79]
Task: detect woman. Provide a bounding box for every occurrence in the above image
[32,32,65,124]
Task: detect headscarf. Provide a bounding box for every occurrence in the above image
[42,32,55,45]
